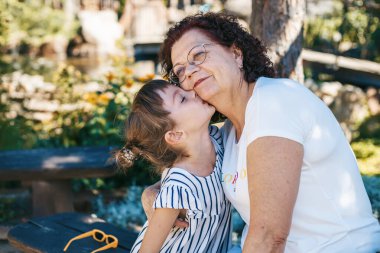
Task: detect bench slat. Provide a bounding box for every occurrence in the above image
[0,146,117,181]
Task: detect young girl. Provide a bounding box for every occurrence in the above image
[116,79,232,253]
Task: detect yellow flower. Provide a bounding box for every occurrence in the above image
[84,93,98,105]
[98,93,110,105]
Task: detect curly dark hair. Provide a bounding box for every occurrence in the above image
[160,12,275,84]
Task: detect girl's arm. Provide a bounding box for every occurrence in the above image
[242,136,303,253]
[140,208,181,253]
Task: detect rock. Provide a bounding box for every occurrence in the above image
[366,88,380,115]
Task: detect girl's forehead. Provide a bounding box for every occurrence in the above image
[158,85,180,99]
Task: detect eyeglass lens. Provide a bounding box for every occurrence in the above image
[170,44,207,84]
[106,237,115,244]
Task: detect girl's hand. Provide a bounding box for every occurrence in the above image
[142,182,189,228]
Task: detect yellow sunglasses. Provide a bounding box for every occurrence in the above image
[63,229,118,253]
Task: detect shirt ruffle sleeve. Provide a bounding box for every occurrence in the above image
[153,185,203,218]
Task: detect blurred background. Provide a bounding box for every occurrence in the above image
[0,0,379,251]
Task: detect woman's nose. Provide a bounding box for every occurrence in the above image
[181,65,199,90]
[180,81,192,91]
[184,64,198,80]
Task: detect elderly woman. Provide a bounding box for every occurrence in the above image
[142,12,380,252]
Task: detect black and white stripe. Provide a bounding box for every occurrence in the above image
[131,125,232,253]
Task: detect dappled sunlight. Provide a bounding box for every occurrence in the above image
[310,125,322,139]
[339,172,356,208]
[42,156,82,169]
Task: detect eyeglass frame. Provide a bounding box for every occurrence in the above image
[63,228,118,253]
[169,43,215,85]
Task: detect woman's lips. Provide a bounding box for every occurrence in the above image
[194,76,211,88]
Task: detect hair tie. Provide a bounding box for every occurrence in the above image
[121,147,137,162]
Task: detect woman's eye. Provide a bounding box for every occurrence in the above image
[193,51,205,61]
[175,67,185,77]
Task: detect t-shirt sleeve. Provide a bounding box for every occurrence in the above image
[153,185,203,217]
[246,78,314,145]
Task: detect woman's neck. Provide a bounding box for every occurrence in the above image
[174,129,216,177]
[213,81,255,141]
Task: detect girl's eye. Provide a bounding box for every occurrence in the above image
[181,96,186,103]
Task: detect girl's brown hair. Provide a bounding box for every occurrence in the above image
[115,79,184,173]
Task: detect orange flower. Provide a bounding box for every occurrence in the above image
[146,73,155,80]
[105,72,115,82]
[123,67,133,75]
[125,79,134,88]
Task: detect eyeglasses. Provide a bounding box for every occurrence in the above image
[169,43,214,85]
[63,229,118,253]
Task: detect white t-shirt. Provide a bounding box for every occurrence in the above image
[221,77,380,253]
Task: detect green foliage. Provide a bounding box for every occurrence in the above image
[0,1,10,49]
[0,78,36,150]
[0,0,78,50]
[304,0,380,62]
[33,60,135,148]
[0,190,28,223]
[352,139,380,176]
[351,113,380,176]
[355,114,380,140]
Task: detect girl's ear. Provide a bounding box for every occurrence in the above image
[230,44,243,68]
[164,130,185,146]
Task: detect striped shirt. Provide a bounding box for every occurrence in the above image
[131,125,232,253]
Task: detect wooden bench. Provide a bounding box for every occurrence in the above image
[0,146,117,217]
[7,212,139,253]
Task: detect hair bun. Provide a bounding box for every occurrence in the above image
[121,146,137,162]
[115,146,138,171]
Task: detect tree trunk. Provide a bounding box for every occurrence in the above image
[250,0,305,83]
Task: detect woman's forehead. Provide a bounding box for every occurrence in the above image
[171,30,213,61]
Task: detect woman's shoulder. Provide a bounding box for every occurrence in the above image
[254,77,313,98]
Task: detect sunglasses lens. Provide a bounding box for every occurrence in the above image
[106,237,115,244]
[94,231,104,241]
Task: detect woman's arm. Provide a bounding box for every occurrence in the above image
[140,208,181,253]
[141,182,189,228]
[242,136,303,253]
